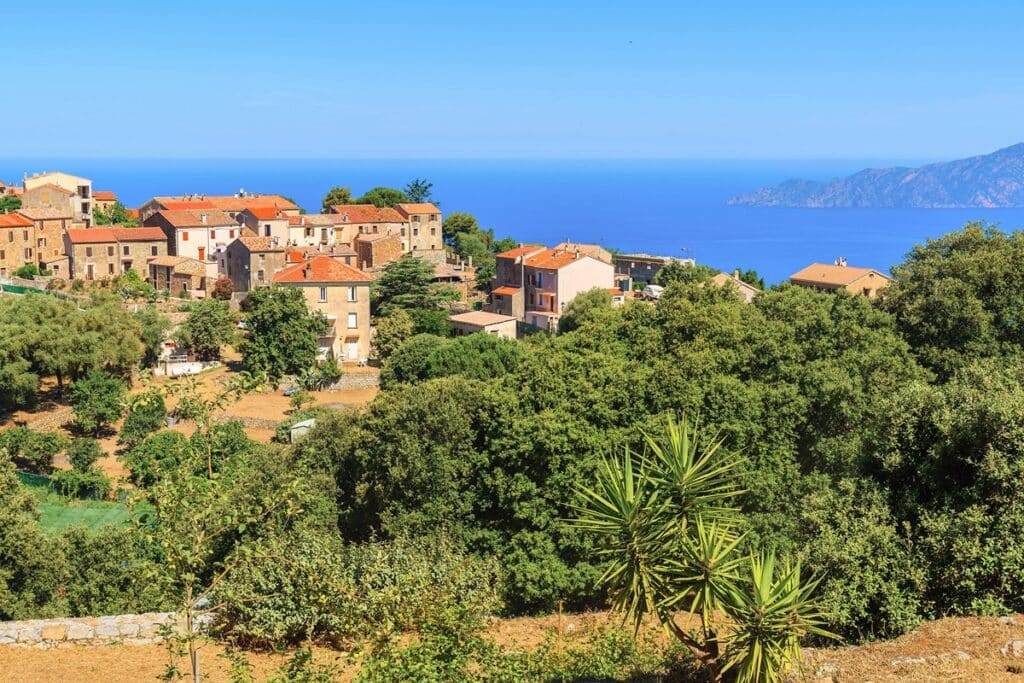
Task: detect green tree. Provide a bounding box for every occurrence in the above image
[405,178,434,203]
[135,306,171,368]
[241,287,327,381]
[175,298,235,361]
[558,287,613,334]
[573,416,834,682]
[66,437,102,471]
[372,254,457,316]
[442,212,479,247]
[93,201,140,226]
[12,264,42,279]
[118,389,168,450]
[356,187,409,208]
[881,222,1024,377]
[0,195,21,213]
[321,186,352,212]
[0,427,66,474]
[734,268,766,290]
[69,371,126,435]
[653,261,719,286]
[372,308,415,361]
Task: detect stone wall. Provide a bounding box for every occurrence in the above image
[24,405,75,431]
[0,613,178,648]
[328,371,379,391]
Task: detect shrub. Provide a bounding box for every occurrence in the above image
[70,278,84,292]
[119,391,168,449]
[274,407,337,444]
[69,371,126,436]
[66,438,102,472]
[0,427,67,474]
[211,276,234,300]
[123,430,191,487]
[51,467,112,499]
[289,390,315,413]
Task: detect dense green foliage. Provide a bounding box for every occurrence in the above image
[93,201,140,226]
[119,389,168,449]
[69,370,126,435]
[380,333,524,388]
[372,254,458,334]
[0,195,21,213]
[241,286,328,381]
[0,427,66,474]
[175,298,235,360]
[441,212,516,291]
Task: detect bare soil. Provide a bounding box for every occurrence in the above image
[2,614,1022,682]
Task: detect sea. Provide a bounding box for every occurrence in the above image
[3,158,1023,285]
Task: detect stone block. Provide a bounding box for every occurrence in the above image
[118,623,140,638]
[66,622,94,641]
[95,622,121,638]
[39,623,67,641]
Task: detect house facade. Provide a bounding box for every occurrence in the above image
[271,255,372,362]
[0,212,37,276]
[394,203,443,255]
[448,311,518,339]
[17,206,70,268]
[223,236,287,292]
[139,193,300,222]
[486,244,615,330]
[789,262,893,299]
[327,204,405,246]
[148,255,208,295]
[22,172,93,227]
[144,209,237,279]
[709,271,760,303]
[613,252,696,284]
[64,227,168,280]
[353,233,403,271]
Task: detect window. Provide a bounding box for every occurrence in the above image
[347,312,357,329]
[347,286,357,302]
[0,250,4,260]
[151,246,158,256]
[182,231,189,241]
[38,237,46,248]
[412,215,420,223]
[430,227,436,236]
[6,232,12,242]
[107,263,114,274]
[107,246,114,257]
[86,246,93,257]
[413,227,419,237]
[318,287,327,302]
[258,253,265,263]
[264,225,271,237]
[229,229,235,238]
[401,227,406,236]
[123,245,130,256]
[257,269,265,282]
[429,214,437,222]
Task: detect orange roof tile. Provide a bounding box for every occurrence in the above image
[236,235,284,252]
[331,204,403,224]
[0,212,34,228]
[525,248,591,270]
[162,200,217,211]
[154,195,298,213]
[790,263,891,287]
[111,227,167,242]
[272,255,372,284]
[244,206,287,220]
[449,311,516,326]
[496,245,544,259]
[395,202,441,215]
[93,190,117,201]
[67,228,116,244]
[492,286,521,296]
[153,209,236,228]
[287,214,340,226]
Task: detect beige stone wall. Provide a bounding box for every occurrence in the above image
[405,212,442,252]
[284,282,371,361]
[32,217,67,263]
[0,613,178,648]
[0,225,36,276]
[120,240,167,275]
[68,240,119,280]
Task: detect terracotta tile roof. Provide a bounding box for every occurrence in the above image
[331,204,403,224]
[272,255,372,284]
[525,248,592,270]
[153,209,236,228]
[111,227,167,242]
[162,200,217,211]
[0,212,34,228]
[236,235,284,252]
[16,206,72,220]
[154,195,298,213]
[449,311,516,326]
[66,228,116,244]
[492,286,521,296]
[244,206,287,220]
[790,263,891,287]
[148,255,188,268]
[496,245,545,259]
[93,190,117,201]
[287,214,341,226]
[395,202,441,215]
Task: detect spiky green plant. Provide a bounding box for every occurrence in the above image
[572,415,836,682]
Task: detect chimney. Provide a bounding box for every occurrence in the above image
[304,261,313,279]
[733,269,740,279]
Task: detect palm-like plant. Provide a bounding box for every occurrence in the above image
[572,415,836,682]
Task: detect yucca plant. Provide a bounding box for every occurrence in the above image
[572,415,836,682]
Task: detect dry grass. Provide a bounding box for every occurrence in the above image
[4,614,1022,682]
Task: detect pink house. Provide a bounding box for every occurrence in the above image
[487,244,614,330]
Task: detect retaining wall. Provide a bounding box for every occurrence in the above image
[0,613,178,648]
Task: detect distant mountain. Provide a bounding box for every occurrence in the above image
[728,144,1024,208]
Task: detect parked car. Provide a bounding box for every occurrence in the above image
[283,385,301,397]
[642,284,664,300]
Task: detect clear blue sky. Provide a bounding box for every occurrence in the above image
[5,1,1021,159]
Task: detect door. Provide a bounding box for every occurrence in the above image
[347,341,359,360]
[198,247,206,261]
[86,264,94,280]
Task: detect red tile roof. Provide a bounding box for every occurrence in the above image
[66,228,116,244]
[93,190,117,201]
[236,235,284,252]
[331,204,403,223]
[395,202,441,215]
[492,286,521,296]
[162,200,217,211]
[272,255,372,284]
[244,206,287,220]
[0,212,34,228]
[288,214,340,226]
[496,245,544,259]
[154,195,298,213]
[525,248,588,270]
[153,209,236,228]
[27,183,74,195]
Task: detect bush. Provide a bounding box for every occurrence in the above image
[214,533,501,648]
[51,467,112,499]
[66,438,102,472]
[118,391,167,449]
[274,407,337,444]
[0,427,67,474]
[70,278,85,292]
[12,264,40,279]
[211,276,234,300]
[123,430,191,487]
[69,371,126,436]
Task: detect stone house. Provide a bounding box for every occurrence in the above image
[553,241,613,264]
[22,172,93,226]
[789,262,892,299]
[353,232,403,271]
[486,244,615,330]
[272,255,373,362]
[239,207,290,243]
[708,271,760,303]
[148,255,208,295]
[394,203,443,253]
[0,212,37,276]
[286,214,340,248]
[93,191,118,213]
[223,235,287,292]
[143,209,238,279]
[64,227,168,280]
[613,252,696,284]
[16,206,70,268]
[327,204,405,246]
[448,311,518,339]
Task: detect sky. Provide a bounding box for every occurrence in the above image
[4,1,1023,159]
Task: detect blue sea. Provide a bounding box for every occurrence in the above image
[3,158,1023,284]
